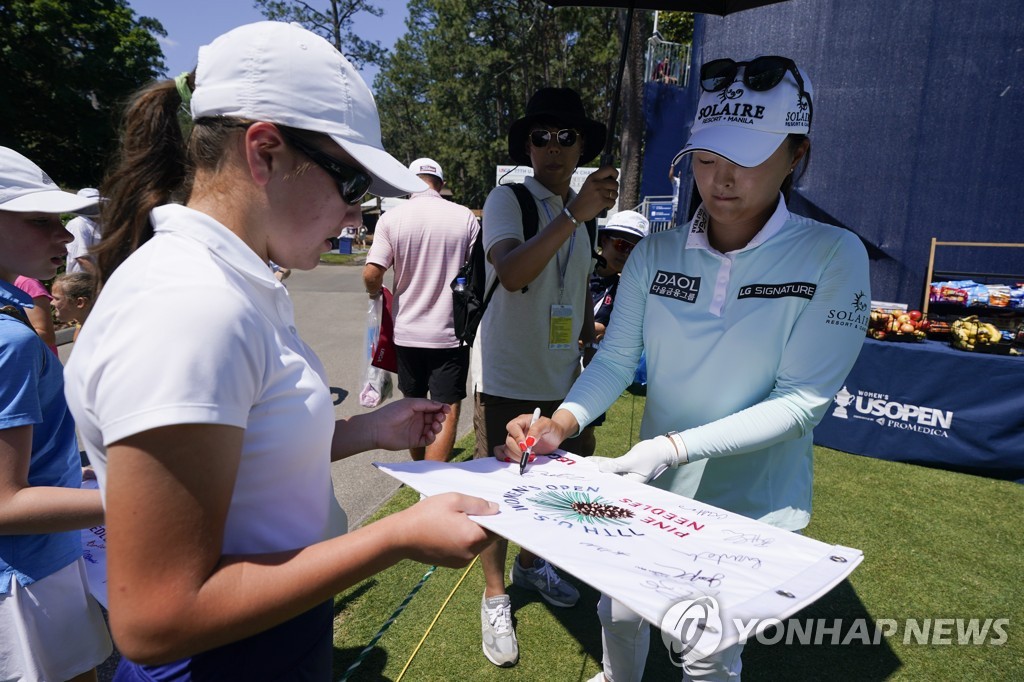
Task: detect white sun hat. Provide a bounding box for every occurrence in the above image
[189,21,425,198]
[0,147,101,214]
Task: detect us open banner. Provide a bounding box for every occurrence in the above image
[376,453,862,655]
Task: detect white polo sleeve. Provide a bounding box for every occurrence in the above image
[90,282,267,446]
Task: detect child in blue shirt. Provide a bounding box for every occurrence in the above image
[0,146,111,681]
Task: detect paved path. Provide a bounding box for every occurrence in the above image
[286,261,475,529]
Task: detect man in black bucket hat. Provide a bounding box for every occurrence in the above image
[470,87,619,667]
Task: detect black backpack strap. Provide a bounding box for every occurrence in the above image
[508,183,539,241]
[0,305,32,327]
[507,183,538,293]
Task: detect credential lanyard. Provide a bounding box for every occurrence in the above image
[539,200,576,302]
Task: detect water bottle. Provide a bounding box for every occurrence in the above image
[453,277,467,293]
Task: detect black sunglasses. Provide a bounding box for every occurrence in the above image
[279,130,372,205]
[530,129,579,148]
[607,237,636,254]
[700,56,812,125]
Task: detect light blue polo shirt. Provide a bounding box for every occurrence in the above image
[0,279,82,593]
[562,197,870,529]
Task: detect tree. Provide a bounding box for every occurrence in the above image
[615,8,653,211]
[374,0,622,209]
[656,11,694,44]
[254,0,386,68]
[0,0,165,189]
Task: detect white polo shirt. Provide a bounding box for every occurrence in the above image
[562,198,870,529]
[65,204,345,554]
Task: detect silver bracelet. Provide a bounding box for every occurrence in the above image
[665,431,688,467]
[562,206,581,227]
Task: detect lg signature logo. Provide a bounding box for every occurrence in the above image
[660,595,724,666]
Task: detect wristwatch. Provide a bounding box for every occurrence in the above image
[562,206,581,227]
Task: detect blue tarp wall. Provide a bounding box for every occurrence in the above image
[641,0,1024,307]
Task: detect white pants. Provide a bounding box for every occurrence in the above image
[0,558,112,682]
[598,593,743,682]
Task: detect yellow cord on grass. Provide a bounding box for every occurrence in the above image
[396,555,479,681]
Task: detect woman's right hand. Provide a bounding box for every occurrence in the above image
[495,411,573,462]
[567,165,619,222]
[393,493,498,567]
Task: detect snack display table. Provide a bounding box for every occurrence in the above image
[813,338,1024,482]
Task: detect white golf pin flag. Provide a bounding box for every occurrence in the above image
[375,452,862,653]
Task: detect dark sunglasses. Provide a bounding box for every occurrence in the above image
[530,129,579,148]
[606,237,636,254]
[279,130,372,205]
[700,56,812,125]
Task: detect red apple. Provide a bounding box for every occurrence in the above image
[908,310,923,321]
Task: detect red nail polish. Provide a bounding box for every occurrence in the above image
[525,436,536,448]
[518,441,527,452]
[528,454,537,463]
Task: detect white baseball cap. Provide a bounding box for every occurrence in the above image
[600,210,650,241]
[0,147,101,214]
[190,21,426,198]
[408,158,443,182]
[680,56,813,168]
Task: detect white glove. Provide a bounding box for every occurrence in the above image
[592,433,686,484]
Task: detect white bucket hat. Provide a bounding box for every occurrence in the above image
[190,21,425,198]
[0,147,101,214]
[680,56,813,168]
[600,210,650,241]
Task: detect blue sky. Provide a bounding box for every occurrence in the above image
[127,0,411,91]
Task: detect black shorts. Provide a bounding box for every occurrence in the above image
[473,392,591,459]
[395,344,470,404]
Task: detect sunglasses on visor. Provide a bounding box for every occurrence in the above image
[530,129,579,148]
[279,130,372,205]
[700,56,812,125]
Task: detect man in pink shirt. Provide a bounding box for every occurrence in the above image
[363,158,480,461]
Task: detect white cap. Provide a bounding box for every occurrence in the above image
[680,57,813,168]
[408,158,443,182]
[0,147,101,214]
[601,210,650,240]
[190,21,426,198]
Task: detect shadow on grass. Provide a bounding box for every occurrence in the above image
[333,581,376,619]
[742,580,901,680]
[504,577,901,681]
[332,645,391,681]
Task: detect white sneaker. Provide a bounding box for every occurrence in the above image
[509,555,580,608]
[480,594,518,667]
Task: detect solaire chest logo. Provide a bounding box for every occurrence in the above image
[651,271,701,303]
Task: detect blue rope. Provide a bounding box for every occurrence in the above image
[336,565,437,682]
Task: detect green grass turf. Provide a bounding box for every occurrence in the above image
[332,390,1023,681]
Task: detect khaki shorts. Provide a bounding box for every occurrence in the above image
[473,392,591,459]
[0,558,112,681]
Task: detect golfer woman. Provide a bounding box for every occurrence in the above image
[64,22,495,678]
[505,56,870,681]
